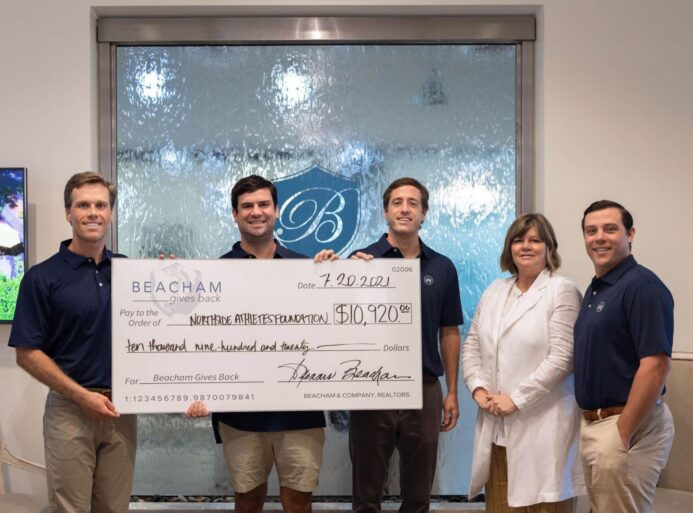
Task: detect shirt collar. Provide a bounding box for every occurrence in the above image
[58,239,112,269]
[371,233,430,259]
[229,239,288,259]
[592,254,637,287]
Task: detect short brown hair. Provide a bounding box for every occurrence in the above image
[500,213,561,275]
[64,172,116,209]
[581,199,633,232]
[231,175,277,211]
[382,177,429,213]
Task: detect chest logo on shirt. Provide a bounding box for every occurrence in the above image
[423,275,434,286]
[274,164,361,257]
[595,301,606,313]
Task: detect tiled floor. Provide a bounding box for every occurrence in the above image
[6,489,691,513]
[126,489,693,513]
[576,489,693,513]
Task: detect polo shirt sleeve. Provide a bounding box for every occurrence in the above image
[440,261,463,327]
[626,281,674,358]
[8,269,51,349]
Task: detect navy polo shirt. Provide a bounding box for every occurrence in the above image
[8,240,120,389]
[351,234,463,377]
[574,255,673,410]
[212,240,326,439]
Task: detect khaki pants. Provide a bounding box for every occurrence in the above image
[44,390,137,513]
[218,423,324,493]
[485,444,576,513]
[579,402,674,513]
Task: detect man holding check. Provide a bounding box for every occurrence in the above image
[9,172,136,513]
[187,175,327,513]
[348,177,463,513]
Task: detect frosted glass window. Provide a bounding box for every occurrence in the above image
[116,44,516,496]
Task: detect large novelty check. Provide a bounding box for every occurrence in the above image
[112,259,422,413]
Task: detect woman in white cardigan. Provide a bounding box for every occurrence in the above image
[462,213,585,512]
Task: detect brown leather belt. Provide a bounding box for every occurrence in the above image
[583,406,624,422]
[87,388,112,401]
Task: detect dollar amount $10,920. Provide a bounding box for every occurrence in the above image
[333,303,412,326]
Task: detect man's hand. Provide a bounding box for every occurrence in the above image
[185,400,209,418]
[313,249,339,262]
[616,421,631,450]
[350,252,374,261]
[616,353,671,450]
[441,393,459,432]
[15,347,120,421]
[486,393,518,417]
[76,390,120,421]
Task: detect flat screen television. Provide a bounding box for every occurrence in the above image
[0,167,27,322]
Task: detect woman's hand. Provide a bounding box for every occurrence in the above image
[486,393,518,417]
[472,387,491,409]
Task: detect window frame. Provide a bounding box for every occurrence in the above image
[96,16,537,497]
[97,16,535,250]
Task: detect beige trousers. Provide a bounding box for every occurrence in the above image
[218,422,324,493]
[579,402,674,513]
[485,444,576,513]
[44,390,137,513]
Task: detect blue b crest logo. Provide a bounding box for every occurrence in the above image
[274,165,360,256]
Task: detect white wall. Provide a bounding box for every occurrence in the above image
[2,0,692,496]
[539,0,693,344]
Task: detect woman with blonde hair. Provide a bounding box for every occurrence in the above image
[462,213,585,512]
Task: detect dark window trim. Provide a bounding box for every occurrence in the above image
[97,16,535,44]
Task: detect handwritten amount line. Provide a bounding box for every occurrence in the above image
[308,349,380,352]
[126,349,382,354]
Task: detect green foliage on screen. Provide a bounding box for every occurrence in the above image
[0,272,22,320]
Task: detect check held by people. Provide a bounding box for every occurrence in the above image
[112,258,422,413]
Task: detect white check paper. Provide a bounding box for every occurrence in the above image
[112,258,422,413]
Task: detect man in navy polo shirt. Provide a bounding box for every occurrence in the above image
[9,172,136,513]
[348,177,463,513]
[574,200,674,513]
[186,175,327,513]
